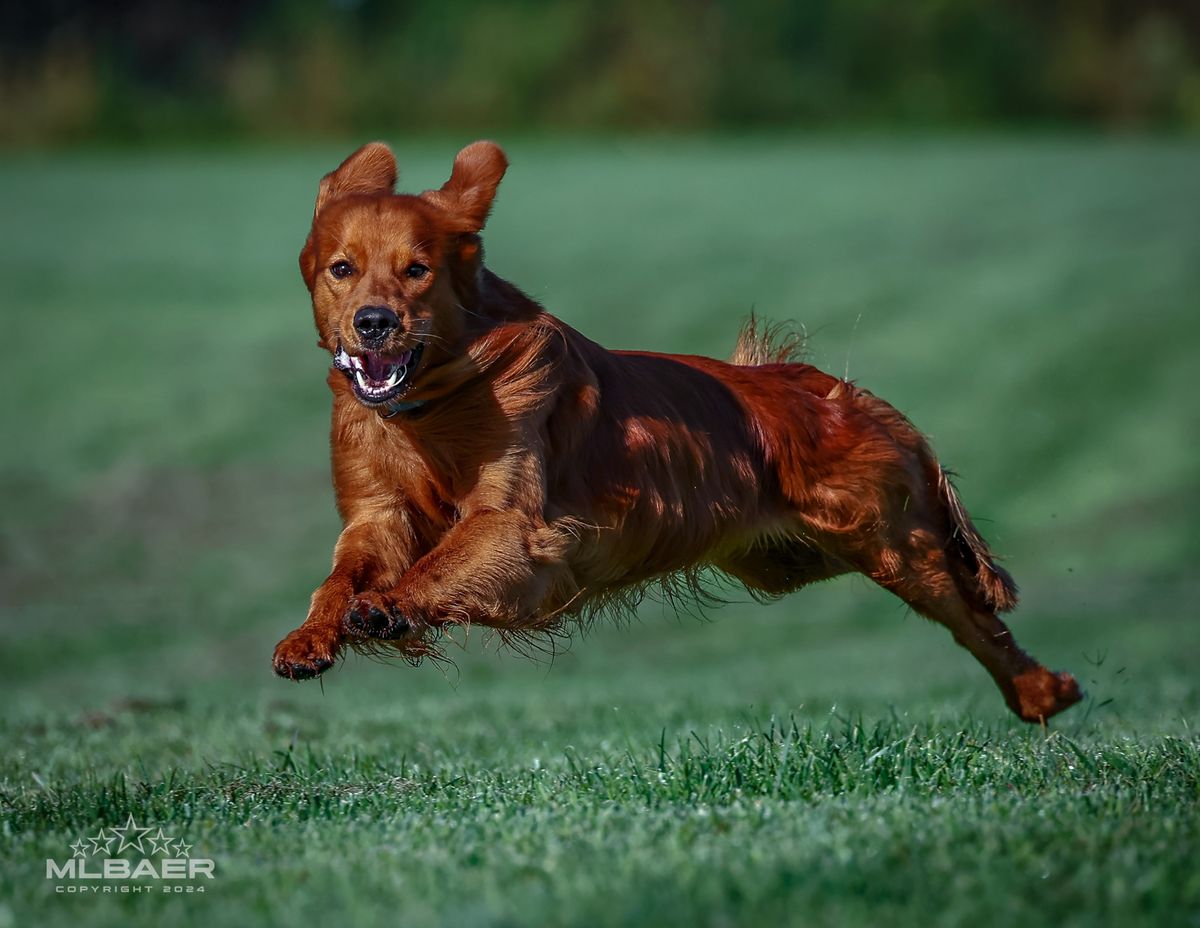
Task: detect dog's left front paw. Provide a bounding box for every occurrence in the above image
[344,592,412,639]
[272,626,341,680]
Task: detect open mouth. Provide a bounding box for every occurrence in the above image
[333,343,425,406]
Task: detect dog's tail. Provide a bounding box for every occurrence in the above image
[730,313,807,366]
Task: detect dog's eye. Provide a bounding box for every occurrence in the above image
[406,263,430,280]
[329,260,355,280]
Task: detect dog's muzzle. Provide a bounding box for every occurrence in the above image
[333,342,425,406]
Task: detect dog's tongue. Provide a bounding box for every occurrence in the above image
[363,353,396,382]
[366,350,414,382]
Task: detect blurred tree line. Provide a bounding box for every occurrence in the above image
[3,0,1198,144]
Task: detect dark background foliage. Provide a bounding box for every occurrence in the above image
[3,0,1199,144]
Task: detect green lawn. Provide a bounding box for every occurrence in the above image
[1,137,1198,927]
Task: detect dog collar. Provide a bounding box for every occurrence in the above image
[380,397,427,418]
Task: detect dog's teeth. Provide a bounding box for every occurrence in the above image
[349,355,411,400]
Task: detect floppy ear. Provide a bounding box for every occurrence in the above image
[300,142,397,287]
[422,141,508,234]
[314,142,397,215]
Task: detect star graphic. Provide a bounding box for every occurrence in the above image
[87,829,114,856]
[70,838,88,859]
[109,814,151,854]
[145,827,174,855]
[171,839,192,859]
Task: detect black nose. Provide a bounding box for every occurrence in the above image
[353,305,399,342]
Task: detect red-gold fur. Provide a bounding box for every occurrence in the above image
[272,141,1082,723]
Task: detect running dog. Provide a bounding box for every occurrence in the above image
[272,141,1082,723]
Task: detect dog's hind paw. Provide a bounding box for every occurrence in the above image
[344,593,412,640]
[272,626,341,680]
[1011,667,1084,723]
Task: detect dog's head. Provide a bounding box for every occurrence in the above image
[299,141,508,408]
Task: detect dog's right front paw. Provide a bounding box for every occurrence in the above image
[272,626,341,680]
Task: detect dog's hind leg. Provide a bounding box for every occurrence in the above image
[835,484,1083,723]
[792,384,1082,722]
[873,537,1080,722]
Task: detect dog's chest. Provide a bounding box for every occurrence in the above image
[376,433,461,528]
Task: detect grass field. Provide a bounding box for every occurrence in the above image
[1,137,1198,927]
